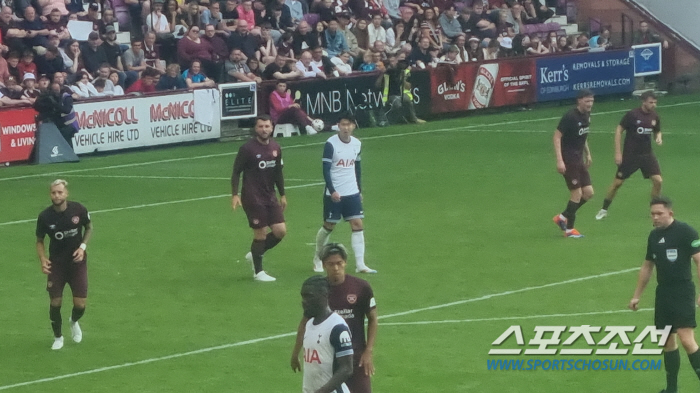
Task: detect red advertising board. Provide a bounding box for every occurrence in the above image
[0,107,38,164]
[430,58,536,114]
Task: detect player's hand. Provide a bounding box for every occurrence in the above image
[40,257,51,274]
[615,153,622,166]
[359,350,375,376]
[231,195,241,210]
[72,248,85,262]
[331,192,341,202]
[655,134,663,146]
[628,298,640,311]
[279,195,287,211]
[585,155,592,168]
[290,355,301,372]
[556,160,566,174]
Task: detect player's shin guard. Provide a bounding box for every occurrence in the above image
[665,349,680,392]
[687,349,700,381]
[50,305,62,338]
[251,239,266,274]
[577,198,587,210]
[351,230,366,269]
[264,232,282,251]
[602,198,612,210]
[562,200,578,229]
[71,306,85,323]
[315,227,332,257]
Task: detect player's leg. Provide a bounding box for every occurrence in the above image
[650,175,663,198]
[47,265,67,349]
[556,186,583,237]
[345,359,372,393]
[597,177,624,220]
[68,261,87,343]
[314,195,341,272]
[644,154,663,198]
[49,296,64,349]
[344,194,375,273]
[249,227,276,281]
[267,222,287,251]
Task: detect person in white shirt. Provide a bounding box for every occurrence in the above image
[312,112,377,274]
[294,275,354,393]
[146,0,171,33]
[330,51,352,76]
[367,14,386,46]
[295,50,326,78]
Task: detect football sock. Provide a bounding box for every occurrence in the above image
[264,232,282,251]
[251,239,266,274]
[50,305,62,338]
[687,349,700,380]
[351,230,366,268]
[71,306,85,323]
[576,198,587,210]
[602,198,612,210]
[665,349,680,392]
[562,200,578,229]
[315,227,332,258]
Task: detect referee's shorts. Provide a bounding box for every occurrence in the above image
[655,283,697,332]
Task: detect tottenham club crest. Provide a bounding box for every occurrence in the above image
[666,249,678,262]
[72,216,80,224]
[272,150,278,158]
[347,294,357,304]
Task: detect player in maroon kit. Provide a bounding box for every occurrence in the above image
[291,243,378,392]
[596,91,663,220]
[36,179,93,350]
[552,89,595,238]
[231,115,287,282]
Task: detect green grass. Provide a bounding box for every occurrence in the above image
[1,93,700,392]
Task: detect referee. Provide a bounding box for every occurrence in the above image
[629,196,700,393]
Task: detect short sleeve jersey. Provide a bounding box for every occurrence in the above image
[302,312,353,393]
[232,138,283,205]
[620,107,660,157]
[557,107,591,161]
[646,220,700,286]
[36,201,90,263]
[328,275,376,354]
[323,134,361,197]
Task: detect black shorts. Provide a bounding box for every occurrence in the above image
[345,358,372,393]
[562,159,591,190]
[242,202,285,229]
[616,154,661,180]
[47,258,88,299]
[655,284,696,332]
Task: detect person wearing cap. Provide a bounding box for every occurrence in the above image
[22,72,40,102]
[36,45,65,77]
[80,31,109,75]
[78,2,100,24]
[0,75,26,99]
[37,74,51,91]
[102,25,138,87]
[466,35,483,61]
[336,12,359,58]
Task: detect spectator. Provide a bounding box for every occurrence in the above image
[316,0,333,23]
[310,45,335,76]
[178,25,218,77]
[102,26,126,73]
[277,31,296,60]
[453,34,468,62]
[0,56,10,86]
[147,0,171,33]
[386,22,404,54]
[352,19,370,51]
[633,20,668,48]
[71,71,100,98]
[371,40,388,59]
[1,75,25,99]
[330,51,352,75]
[0,86,30,105]
[269,80,317,135]
[18,50,37,78]
[468,2,496,40]
[36,45,65,77]
[572,33,589,51]
[291,20,313,54]
[236,0,256,30]
[165,0,185,34]
[407,36,431,68]
[265,4,293,39]
[92,78,109,96]
[494,9,514,38]
[81,31,109,75]
[126,67,159,93]
[257,22,278,64]
[368,14,386,46]
[78,3,101,28]
[0,7,27,53]
[6,52,21,81]
[483,36,500,59]
[96,8,118,36]
[285,0,307,24]
[201,1,224,31]
[557,35,571,52]
[45,8,70,40]
[422,8,444,49]
[228,20,260,59]
[93,64,118,95]
[21,72,40,102]
[437,45,461,64]
[438,5,461,44]
[324,18,348,58]
[262,53,302,80]
[371,50,385,70]
[182,58,217,87]
[295,50,326,78]
[336,13,359,57]
[384,0,399,22]
[52,71,74,96]
[37,74,51,91]
[527,0,553,23]
[156,63,188,90]
[109,71,125,95]
[246,57,262,78]
[21,6,49,48]
[589,27,612,50]
[143,31,166,72]
[312,21,325,48]
[224,48,259,82]
[203,23,229,64]
[123,39,148,75]
[358,50,375,71]
[221,0,239,20]
[180,1,202,30]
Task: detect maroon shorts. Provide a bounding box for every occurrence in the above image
[562,160,591,190]
[47,258,88,299]
[242,203,285,229]
[345,361,372,393]
[616,154,661,180]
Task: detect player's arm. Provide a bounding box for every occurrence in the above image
[654,116,662,146]
[290,316,309,372]
[73,221,93,262]
[322,142,340,202]
[36,236,51,274]
[231,150,245,210]
[360,307,377,376]
[629,259,654,310]
[614,124,624,165]
[553,129,565,174]
[583,139,592,167]
[317,324,354,393]
[355,151,362,194]
[275,150,286,210]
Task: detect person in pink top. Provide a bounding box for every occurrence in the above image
[236,0,256,29]
[269,80,317,135]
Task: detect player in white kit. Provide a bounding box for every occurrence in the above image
[312,113,377,274]
[296,275,354,393]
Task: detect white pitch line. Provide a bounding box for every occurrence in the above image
[64,174,319,182]
[379,308,654,326]
[0,182,324,227]
[1,100,697,183]
[0,267,640,391]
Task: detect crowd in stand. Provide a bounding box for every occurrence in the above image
[0,0,664,108]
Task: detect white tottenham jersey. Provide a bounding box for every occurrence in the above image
[323,134,361,197]
[302,312,354,393]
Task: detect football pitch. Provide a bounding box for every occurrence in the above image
[2,93,700,392]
